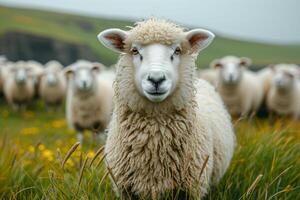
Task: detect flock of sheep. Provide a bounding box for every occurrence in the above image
[199,56,300,119]
[0,18,299,199]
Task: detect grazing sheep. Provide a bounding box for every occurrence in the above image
[98,19,235,199]
[197,68,217,86]
[211,56,264,117]
[3,61,35,110]
[266,64,300,120]
[65,60,114,143]
[38,60,66,108]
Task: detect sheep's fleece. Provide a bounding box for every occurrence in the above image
[102,19,235,199]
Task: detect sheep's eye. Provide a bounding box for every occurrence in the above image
[131,47,139,55]
[174,47,181,55]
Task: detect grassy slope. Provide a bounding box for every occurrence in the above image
[0,101,299,199]
[0,5,300,67]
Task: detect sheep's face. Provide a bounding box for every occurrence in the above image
[98,26,214,103]
[129,43,181,102]
[211,56,251,85]
[10,66,32,85]
[45,72,58,86]
[73,68,95,92]
[65,64,100,93]
[272,69,295,91]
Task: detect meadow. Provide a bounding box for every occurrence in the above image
[0,99,299,200]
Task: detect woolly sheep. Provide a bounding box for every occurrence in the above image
[38,60,66,108]
[258,64,300,95]
[64,60,114,143]
[97,19,235,199]
[211,56,264,117]
[266,64,300,119]
[3,61,35,110]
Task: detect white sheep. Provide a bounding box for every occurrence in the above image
[211,56,264,117]
[3,61,35,110]
[64,60,114,143]
[266,64,300,119]
[38,60,66,109]
[98,18,235,199]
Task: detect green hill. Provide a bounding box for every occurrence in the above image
[0,5,300,67]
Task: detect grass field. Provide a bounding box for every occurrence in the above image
[0,99,299,199]
[1,5,300,67]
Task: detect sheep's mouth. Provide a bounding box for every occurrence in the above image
[146,91,167,96]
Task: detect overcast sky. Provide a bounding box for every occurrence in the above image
[0,0,299,44]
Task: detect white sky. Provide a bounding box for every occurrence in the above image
[0,0,299,44]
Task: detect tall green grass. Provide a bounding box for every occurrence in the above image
[0,101,299,199]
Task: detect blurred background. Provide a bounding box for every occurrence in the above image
[0,0,299,68]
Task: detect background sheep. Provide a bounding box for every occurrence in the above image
[211,56,264,117]
[65,60,114,143]
[266,64,300,120]
[38,60,66,109]
[98,19,235,199]
[3,61,35,110]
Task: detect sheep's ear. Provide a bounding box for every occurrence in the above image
[268,64,276,72]
[239,57,252,67]
[97,29,128,53]
[92,62,105,72]
[185,29,215,53]
[63,67,74,79]
[210,59,222,69]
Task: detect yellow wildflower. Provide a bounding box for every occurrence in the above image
[42,149,54,162]
[28,145,35,153]
[38,144,46,151]
[87,150,95,158]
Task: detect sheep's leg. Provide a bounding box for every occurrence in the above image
[268,111,276,125]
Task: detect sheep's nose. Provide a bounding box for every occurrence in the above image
[147,74,166,89]
[82,81,87,88]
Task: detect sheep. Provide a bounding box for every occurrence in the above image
[38,60,66,109]
[258,64,299,94]
[97,18,235,200]
[266,64,300,120]
[211,56,264,117]
[3,61,35,110]
[64,60,114,143]
[197,68,217,86]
